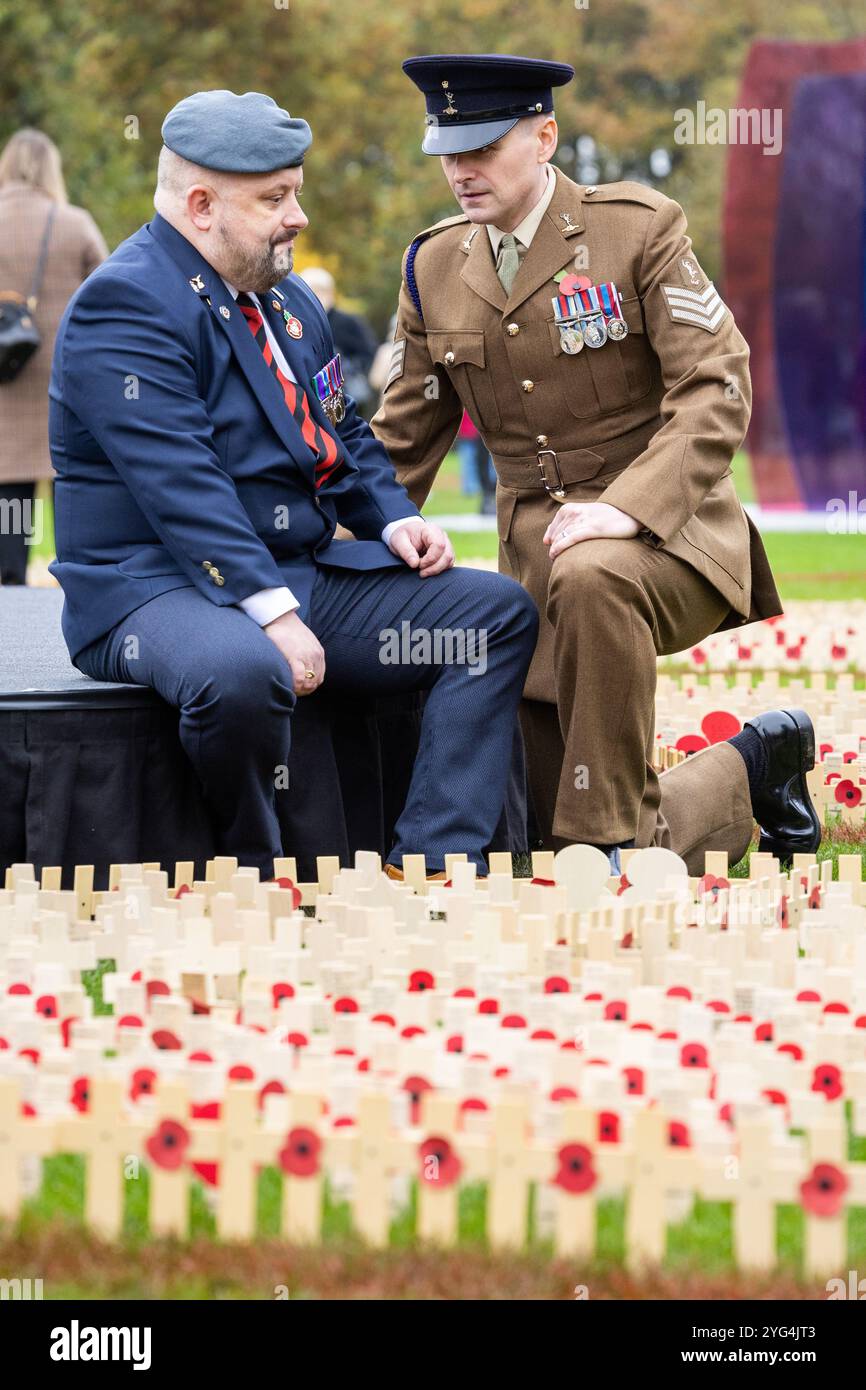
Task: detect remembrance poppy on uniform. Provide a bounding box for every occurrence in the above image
[553,1143,597,1194]
[418,1135,462,1187]
[146,1118,190,1171]
[278,1126,322,1179]
[811,1063,843,1101]
[800,1162,849,1218]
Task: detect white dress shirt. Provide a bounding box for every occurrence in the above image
[221,278,417,627]
[486,161,557,259]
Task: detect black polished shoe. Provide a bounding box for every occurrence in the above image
[744,708,822,865]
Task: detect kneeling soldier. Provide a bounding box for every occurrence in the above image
[372,52,820,874]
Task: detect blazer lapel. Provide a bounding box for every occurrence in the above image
[146,215,318,481]
[258,287,348,471]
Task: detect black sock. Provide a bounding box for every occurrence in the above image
[727,726,768,796]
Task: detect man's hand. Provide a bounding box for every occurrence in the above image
[387,519,455,576]
[544,501,641,560]
[263,610,325,695]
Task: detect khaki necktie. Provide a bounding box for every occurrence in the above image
[496,232,521,295]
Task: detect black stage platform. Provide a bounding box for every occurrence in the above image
[0,588,525,889]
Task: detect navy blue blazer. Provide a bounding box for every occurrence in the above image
[48,213,420,661]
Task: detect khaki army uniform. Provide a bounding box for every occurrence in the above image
[371,166,783,871]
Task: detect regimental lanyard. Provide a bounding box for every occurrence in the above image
[551,281,629,354]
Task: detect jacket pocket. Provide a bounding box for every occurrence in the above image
[427,329,501,432]
[549,280,653,418]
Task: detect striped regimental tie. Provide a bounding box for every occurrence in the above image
[236,292,344,489]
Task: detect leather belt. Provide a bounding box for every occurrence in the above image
[493,416,661,495]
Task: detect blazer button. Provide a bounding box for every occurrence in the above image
[522,380,534,393]
[214,575,225,587]
[506,322,520,336]
[537,434,549,447]
[201,560,214,571]
[444,351,455,366]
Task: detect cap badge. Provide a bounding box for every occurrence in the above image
[188,275,205,292]
[559,211,578,233]
[441,78,458,116]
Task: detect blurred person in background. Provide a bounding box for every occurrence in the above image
[301,266,378,418]
[0,129,108,584]
[456,410,497,515]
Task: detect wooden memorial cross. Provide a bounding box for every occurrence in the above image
[55,1075,148,1239]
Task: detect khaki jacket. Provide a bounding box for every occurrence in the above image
[372,166,782,701]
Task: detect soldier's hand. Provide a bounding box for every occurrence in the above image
[263,610,326,695]
[544,502,641,559]
[387,519,456,576]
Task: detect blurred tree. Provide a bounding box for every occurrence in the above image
[0,0,862,330]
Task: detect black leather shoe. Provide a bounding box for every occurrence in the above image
[743,708,822,864]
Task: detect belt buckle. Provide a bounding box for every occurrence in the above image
[536,449,567,500]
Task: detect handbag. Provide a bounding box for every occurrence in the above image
[0,203,56,384]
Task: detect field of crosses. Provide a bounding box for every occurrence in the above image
[1,601,865,1297]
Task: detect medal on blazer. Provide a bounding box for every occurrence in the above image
[313,353,346,425]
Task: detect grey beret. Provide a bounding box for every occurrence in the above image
[161,89,312,172]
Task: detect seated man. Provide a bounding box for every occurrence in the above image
[48,89,539,881]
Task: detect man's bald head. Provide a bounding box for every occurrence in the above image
[300,266,336,311]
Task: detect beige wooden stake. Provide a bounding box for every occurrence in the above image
[56,1076,147,1239]
[173,861,195,893]
[416,1094,461,1245]
[148,1079,193,1238]
[803,1115,848,1279]
[625,1108,698,1271]
[40,866,62,891]
[210,1084,279,1241]
[74,864,94,920]
[327,1092,393,1248]
[281,1091,324,1243]
[551,1105,598,1260]
[0,1079,57,1220]
[487,1098,532,1250]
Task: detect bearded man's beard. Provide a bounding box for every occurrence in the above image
[215,220,293,294]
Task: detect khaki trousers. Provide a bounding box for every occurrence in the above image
[520,536,756,876]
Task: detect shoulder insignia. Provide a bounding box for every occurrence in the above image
[661,281,728,333]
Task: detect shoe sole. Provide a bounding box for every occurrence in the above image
[757,707,822,864]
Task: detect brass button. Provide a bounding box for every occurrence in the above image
[522,380,534,393]
[506,322,520,336]
[214,575,225,587]
[202,560,213,571]
[536,434,549,447]
[444,351,455,366]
